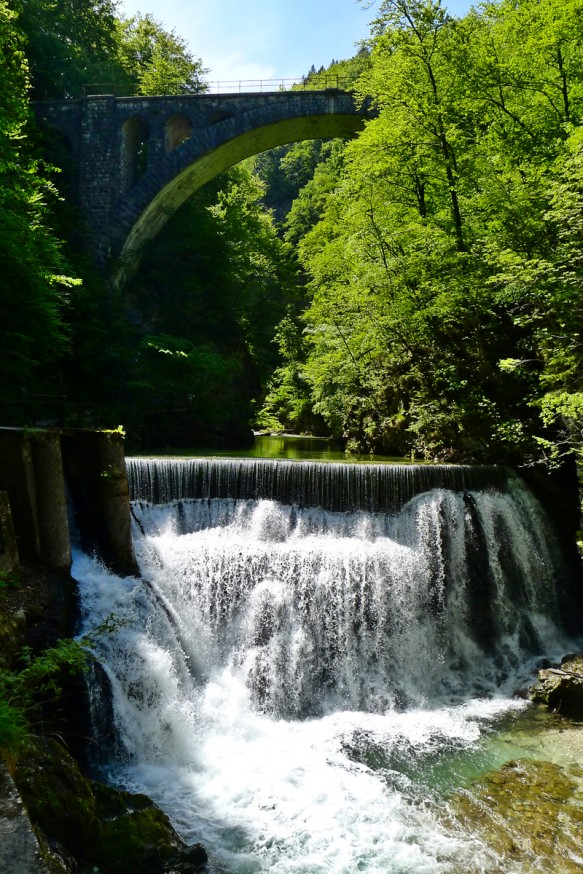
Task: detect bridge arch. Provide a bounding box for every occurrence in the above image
[117,109,366,284]
[121,115,149,189]
[35,90,372,284]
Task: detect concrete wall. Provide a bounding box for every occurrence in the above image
[61,430,138,577]
[0,428,136,577]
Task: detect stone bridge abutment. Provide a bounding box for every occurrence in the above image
[36,90,371,283]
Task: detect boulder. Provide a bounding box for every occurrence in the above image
[91,780,198,873]
[530,654,583,719]
[10,736,101,858]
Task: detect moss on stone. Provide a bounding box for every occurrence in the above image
[561,654,583,674]
[10,736,101,857]
[8,737,208,873]
[446,758,583,872]
[94,802,185,872]
[530,663,583,720]
[91,780,212,872]
[0,607,26,670]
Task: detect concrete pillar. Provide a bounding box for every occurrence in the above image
[30,432,71,573]
[0,429,40,563]
[0,429,71,572]
[79,96,120,264]
[61,430,138,577]
[0,427,136,576]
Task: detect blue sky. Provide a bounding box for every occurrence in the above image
[120,0,475,83]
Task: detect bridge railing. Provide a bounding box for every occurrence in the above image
[204,75,356,94]
[81,75,356,98]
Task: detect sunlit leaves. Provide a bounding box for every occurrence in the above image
[270,0,583,462]
[19,0,120,99]
[0,1,74,397]
[116,13,207,96]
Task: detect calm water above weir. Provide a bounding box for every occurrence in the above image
[76,454,583,873]
[143,433,404,463]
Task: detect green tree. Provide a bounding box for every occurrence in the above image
[112,165,298,446]
[494,128,583,465]
[116,13,207,96]
[18,2,207,99]
[0,0,76,413]
[18,0,120,99]
[266,0,583,461]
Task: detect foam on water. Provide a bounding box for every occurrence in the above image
[75,470,577,873]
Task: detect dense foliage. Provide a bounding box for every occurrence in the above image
[3,0,583,464]
[20,0,206,99]
[115,13,207,96]
[0,0,76,414]
[0,611,120,753]
[261,0,583,464]
[92,166,298,448]
[2,0,211,438]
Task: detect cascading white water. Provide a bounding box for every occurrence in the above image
[75,460,577,873]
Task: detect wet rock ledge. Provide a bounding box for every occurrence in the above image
[530,654,583,719]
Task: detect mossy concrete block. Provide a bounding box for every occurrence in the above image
[0,762,49,873]
[0,490,19,575]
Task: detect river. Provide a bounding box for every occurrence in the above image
[74,438,583,872]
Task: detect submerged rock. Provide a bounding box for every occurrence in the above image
[530,654,583,719]
[446,758,583,873]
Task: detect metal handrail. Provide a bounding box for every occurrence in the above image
[204,75,354,94]
[80,74,355,98]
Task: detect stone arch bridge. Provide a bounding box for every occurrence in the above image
[36,90,371,283]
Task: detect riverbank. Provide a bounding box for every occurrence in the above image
[0,563,210,873]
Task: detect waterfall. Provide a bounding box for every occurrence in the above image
[76,458,578,873]
[126,456,511,511]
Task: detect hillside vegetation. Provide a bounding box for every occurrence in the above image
[2,0,583,466]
